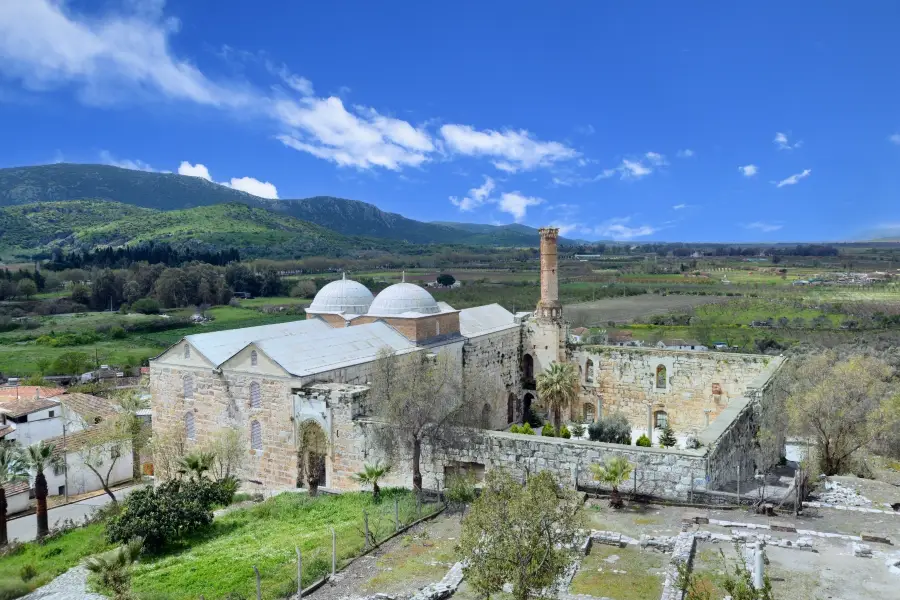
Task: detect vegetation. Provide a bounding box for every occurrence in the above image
[541,423,555,437]
[23,442,61,539]
[0,446,28,546]
[536,361,578,432]
[678,545,776,600]
[352,461,392,501]
[588,413,632,445]
[658,423,677,448]
[459,470,583,600]
[591,456,634,508]
[636,434,652,447]
[85,537,144,600]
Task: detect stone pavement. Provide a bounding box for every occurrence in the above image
[19,566,103,600]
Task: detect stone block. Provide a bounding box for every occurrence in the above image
[861,533,892,545]
[770,522,797,533]
[683,511,709,525]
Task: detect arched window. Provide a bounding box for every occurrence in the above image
[184,344,190,359]
[507,393,515,423]
[655,365,667,389]
[585,359,594,384]
[583,402,595,423]
[183,375,194,399]
[185,412,195,440]
[250,381,261,409]
[523,354,534,381]
[250,420,262,450]
[250,350,258,367]
[654,410,668,429]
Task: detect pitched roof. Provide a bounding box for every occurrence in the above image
[0,386,65,400]
[44,426,122,458]
[571,327,588,335]
[0,396,60,418]
[183,319,331,366]
[58,393,118,423]
[659,338,703,347]
[251,321,417,377]
[0,423,15,438]
[459,304,517,337]
[1,480,29,496]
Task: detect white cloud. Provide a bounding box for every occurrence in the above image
[100,151,156,172]
[594,217,658,241]
[744,222,783,233]
[596,168,617,180]
[644,152,667,166]
[497,192,543,222]
[738,164,758,177]
[439,124,578,172]
[889,133,900,145]
[177,161,279,199]
[672,203,687,210]
[550,222,578,236]
[449,176,495,211]
[774,132,802,150]
[774,168,812,188]
[275,97,434,170]
[267,62,314,96]
[619,158,653,180]
[676,149,694,158]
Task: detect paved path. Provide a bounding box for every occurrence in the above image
[7,486,141,543]
[20,566,104,600]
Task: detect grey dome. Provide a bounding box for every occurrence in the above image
[308,274,374,315]
[368,282,440,316]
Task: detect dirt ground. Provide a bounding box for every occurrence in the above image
[305,514,462,600]
[565,294,727,326]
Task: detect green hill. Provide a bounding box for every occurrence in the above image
[0,200,154,248]
[0,164,556,247]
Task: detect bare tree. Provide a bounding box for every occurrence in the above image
[369,348,497,492]
[202,427,245,480]
[148,426,188,481]
[77,420,131,503]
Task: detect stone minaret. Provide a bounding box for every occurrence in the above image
[536,227,562,321]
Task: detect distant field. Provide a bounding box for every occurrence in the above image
[564,294,728,326]
[237,296,310,308]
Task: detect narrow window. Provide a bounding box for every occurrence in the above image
[655,365,667,389]
[583,402,595,423]
[654,410,668,429]
[507,393,515,423]
[436,321,441,336]
[250,381,261,409]
[48,410,55,418]
[184,375,194,399]
[185,411,195,440]
[585,359,594,384]
[184,344,190,359]
[250,420,262,450]
[250,350,258,367]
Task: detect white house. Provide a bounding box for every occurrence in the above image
[0,396,63,446]
[656,339,708,352]
[1,480,30,515]
[42,428,133,498]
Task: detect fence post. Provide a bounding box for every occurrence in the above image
[253,566,261,600]
[363,510,370,549]
[394,497,400,532]
[331,527,336,577]
[296,547,302,600]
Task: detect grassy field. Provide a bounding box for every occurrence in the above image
[130,490,439,600]
[236,296,311,309]
[0,522,111,596]
[569,543,666,599]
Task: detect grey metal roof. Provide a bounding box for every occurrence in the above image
[307,274,374,315]
[459,304,518,337]
[368,283,440,316]
[254,321,418,376]
[185,319,330,366]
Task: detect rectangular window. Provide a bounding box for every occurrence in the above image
[58,485,66,496]
[48,410,55,418]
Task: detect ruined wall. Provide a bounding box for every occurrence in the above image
[462,326,522,428]
[573,347,776,433]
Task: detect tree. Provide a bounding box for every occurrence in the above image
[784,353,900,475]
[85,537,144,600]
[591,456,633,508]
[16,278,37,299]
[114,390,150,481]
[290,280,317,298]
[0,446,28,546]
[24,441,62,539]
[536,361,578,432]
[459,470,583,600]
[436,274,456,287]
[202,428,245,480]
[51,351,92,376]
[352,461,392,500]
[177,451,215,481]
[658,423,677,448]
[77,421,130,503]
[370,348,494,492]
[147,426,187,481]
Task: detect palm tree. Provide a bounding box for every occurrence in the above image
[591,456,634,509]
[352,461,392,501]
[24,441,61,539]
[177,451,215,481]
[0,445,29,546]
[536,361,578,433]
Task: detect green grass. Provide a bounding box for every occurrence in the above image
[130,490,441,600]
[362,529,457,592]
[237,297,311,308]
[569,544,666,600]
[0,523,111,596]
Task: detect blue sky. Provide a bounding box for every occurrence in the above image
[1,1,899,242]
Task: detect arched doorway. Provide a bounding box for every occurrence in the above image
[523,392,535,424]
[507,392,515,424]
[297,420,327,495]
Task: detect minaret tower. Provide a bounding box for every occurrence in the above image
[536,227,562,321]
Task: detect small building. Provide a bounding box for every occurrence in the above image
[0,396,62,446]
[712,341,729,350]
[569,327,589,343]
[56,393,119,432]
[1,480,30,515]
[42,428,133,498]
[656,339,708,351]
[791,280,809,286]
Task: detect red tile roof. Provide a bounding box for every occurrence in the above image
[0,396,60,418]
[0,386,65,400]
[1,480,29,496]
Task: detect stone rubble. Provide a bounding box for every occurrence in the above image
[659,531,696,600]
[852,542,873,558]
[816,480,872,507]
[409,561,464,600]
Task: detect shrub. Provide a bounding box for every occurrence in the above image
[510,424,521,434]
[520,423,535,435]
[131,298,161,315]
[658,424,677,448]
[109,326,126,340]
[541,423,555,437]
[18,564,37,583]
[559,425,571,439]
[588,413,632,444]
[445,471,477,509]
[569,423,585,438]
[106,480,214,552]
[635,434,652,447]
[0,578,31,600]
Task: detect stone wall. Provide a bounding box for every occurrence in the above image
[572,347,776,433]
[462,326,523,428]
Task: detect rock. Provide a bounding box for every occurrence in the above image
[852,542,873,558]
[861,533,892,546]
